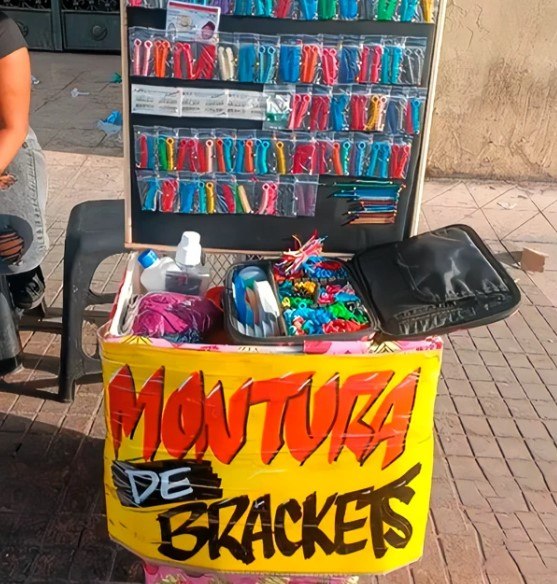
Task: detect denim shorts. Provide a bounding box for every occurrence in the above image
[0,128,48,275]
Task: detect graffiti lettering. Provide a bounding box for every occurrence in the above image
[108,367,419,467]
[157,464,421,563]
[112,460,223,507]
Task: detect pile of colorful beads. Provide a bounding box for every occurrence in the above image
[273,235,370,337]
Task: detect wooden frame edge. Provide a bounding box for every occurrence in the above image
[121,0,133,248]
[409,0,448,236]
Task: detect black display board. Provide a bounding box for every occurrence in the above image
[122,3,444,254]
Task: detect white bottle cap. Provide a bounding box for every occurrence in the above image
[176,231,202,266]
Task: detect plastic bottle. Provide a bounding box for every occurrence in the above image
[138,250,177,292]
[165,231,211,296]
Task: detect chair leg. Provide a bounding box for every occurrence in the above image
[59,246,102,402]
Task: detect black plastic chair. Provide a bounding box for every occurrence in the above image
[58,199,125,402]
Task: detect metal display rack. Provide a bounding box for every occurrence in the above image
[121,0,447,254]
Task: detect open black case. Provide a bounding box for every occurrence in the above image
[225,224,521,344]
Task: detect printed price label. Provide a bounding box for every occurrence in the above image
[181,88,227,117]
[131,84,182,117]
[227,89,267,121]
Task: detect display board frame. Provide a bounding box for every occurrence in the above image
[121,0,448,255]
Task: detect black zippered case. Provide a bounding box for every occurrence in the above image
[224,224,521,344]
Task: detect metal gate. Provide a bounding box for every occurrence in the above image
[2,0,120,51]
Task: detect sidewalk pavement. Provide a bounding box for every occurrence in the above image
[1,52,557,584]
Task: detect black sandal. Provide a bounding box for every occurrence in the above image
[7,266,45,310]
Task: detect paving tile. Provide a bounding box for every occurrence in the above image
[461,415,493,437]
[469,436,502,458]
[505,398,538,418]
[465,181,514,207]
[498,437,533,460]
[424,182,478,208]
[454,396,483,416]
[516,419,550,440]
[504,213,557,244]
[483,207,539,240]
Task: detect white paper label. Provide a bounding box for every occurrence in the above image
[131,84,182,117]
[181,88,228,117]
[227,89,267,121]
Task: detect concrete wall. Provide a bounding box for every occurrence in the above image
[428,0,557,180]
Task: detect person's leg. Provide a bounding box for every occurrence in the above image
[0,128,48,308]
[7,265,45,310]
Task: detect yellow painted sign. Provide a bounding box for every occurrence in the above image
[101,341,441,575]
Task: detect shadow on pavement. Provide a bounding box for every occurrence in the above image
[0,413,143,583]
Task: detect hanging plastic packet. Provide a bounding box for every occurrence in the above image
[214,129,237,173]
[234,0,254,16]
[308,86,332,131]
[274,131,296,174]
[134,125,157,169]
[215,174,238,213]
[338,36,361,84]
[399,0,420,21]
[254,0,274,16]
[254,130,276,174]
[349,86,369,131]
[418,0,436,23]
[298,0,318,20]
[137,171,160,211]
[299,36,322,84]
[389,136,412,179]
[291,132,316,174]
[366,135,393,178]
[405,89,426,134]
[279,36,303,83]
[257,35,280,84]
[330,86,351,131]
[315,133,334,174]
[235,130,256,173]
[251,176,280,215]
[276,176,297,216]
[350,132,373,176]
[152,32,172,78]
[377,0,400,21]
[330,133,352,176]
[339,0,359,19]
[359,36,383,83]
[385,89,406,134]
[129,27,155,77]
[321,36,340,85]
[358,0,377,19]
[317,0,337,19]
[216,32,238,81]
[287,87,313,130]
[155,127,176,171]
[177,173,199,213]
[235,176,256,214]
[275,0,295,18]
[264,85,294,130]
[400,37,426,85]
[195,39,217,80]
[159,174,179,212]
[176,129,198,172]
[172,39,196,80]
[294,175,319,216]
[237,33,259,83]
[365,87,390,131]
[196,130,216,173]
[381,38,405,84]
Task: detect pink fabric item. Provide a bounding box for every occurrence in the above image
[131,292,222,343]
[143,563,368,584]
